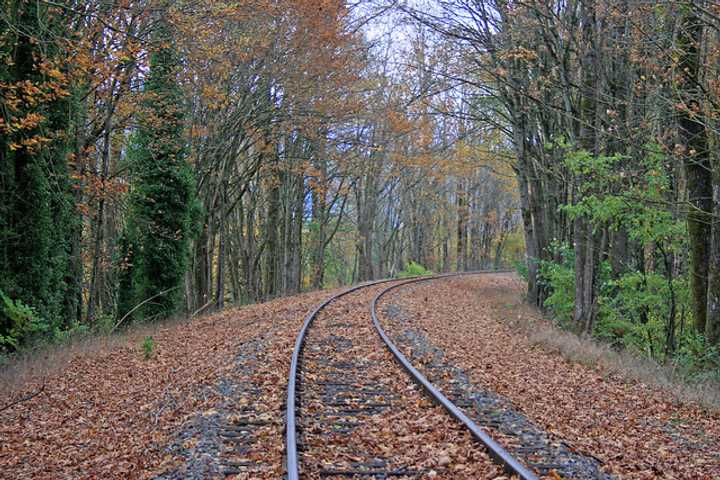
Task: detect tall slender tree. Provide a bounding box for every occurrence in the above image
[675,4,712,336]
[118,10,197,321]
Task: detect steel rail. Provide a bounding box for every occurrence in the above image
[370,274,539,480]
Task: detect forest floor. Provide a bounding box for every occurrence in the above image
[0,274,718,479]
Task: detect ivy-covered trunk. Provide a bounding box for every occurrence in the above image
[707,168,720,345]
[676,7,713,336]
[117,8,197,322]
[0,1,80,347]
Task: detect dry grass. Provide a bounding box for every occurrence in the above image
[507,299,720,411]
[0,314,192,401]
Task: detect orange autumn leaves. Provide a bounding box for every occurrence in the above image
[0,59,72,153]
[176,0,363,127]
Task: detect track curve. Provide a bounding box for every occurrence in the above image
[285,278,400,480]
[285,272,533,480]
[371,275,538,480]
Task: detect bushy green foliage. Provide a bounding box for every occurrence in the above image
[596,272,688,357]
[0,284,99,353]
[117,18,198,322]
[0,289,45,351]
[49,321,90,346]
[398,261,432,278]
[538,243,576,327]
[672,332,720,382]
[537,145,718,378]
[540,248,712,375]
[92,314,116,336]
[562,147,683,238]
[513,259,529,282]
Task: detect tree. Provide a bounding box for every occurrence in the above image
[675,4,713,337]
[0,0,81,347]
[118,11,197,322]
[395,0,720,363]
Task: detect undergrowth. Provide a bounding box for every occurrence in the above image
[397,261,432,278]
[509,270,720,409]
[0,313,186,396]
[524,243,720,386]
[142,336,155,360]
[520,314,720,410]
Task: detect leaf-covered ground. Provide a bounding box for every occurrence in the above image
[297,285,502,479]
[378,273,720,479]
[0,289,332,479]
[2,273,717,479]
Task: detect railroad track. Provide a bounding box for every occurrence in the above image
[285,273,538,480]
[373,276,611,480]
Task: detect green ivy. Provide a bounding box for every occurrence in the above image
[0,1,81,348]
[117,15,198,322]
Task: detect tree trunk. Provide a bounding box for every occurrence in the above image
[574,0,600,333]
[286,168,303,294]
[215,190,226,310]
[517,166,539,305]
[310,184,326,289]
[87,113,112,323]
[677,7,712,334]
[264,157,280,298]
[707,178,720,345]
[456,179,468,272]
[357,172,377,282]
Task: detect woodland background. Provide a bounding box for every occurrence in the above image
[1,0,720,384]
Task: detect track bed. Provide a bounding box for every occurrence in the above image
[290,282,503,479]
